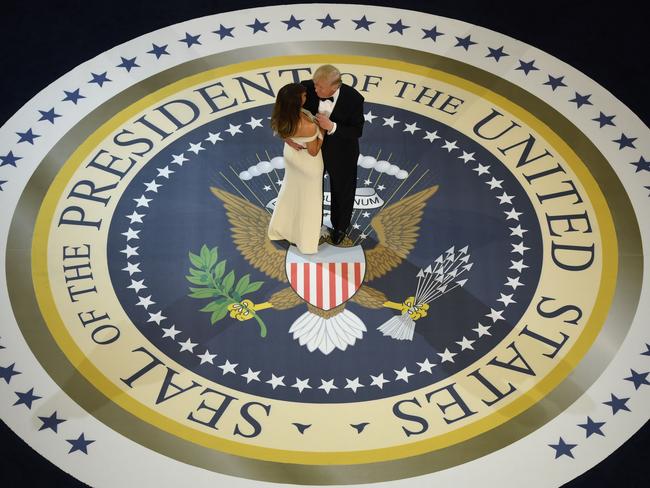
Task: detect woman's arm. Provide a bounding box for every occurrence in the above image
[305,123,323,157]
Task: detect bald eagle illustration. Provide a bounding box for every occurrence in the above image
[211,185,439,354]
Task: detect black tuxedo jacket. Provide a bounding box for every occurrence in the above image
[300,79,365,172]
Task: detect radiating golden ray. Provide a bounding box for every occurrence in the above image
[229,165,271,214]
[353,163,421,245]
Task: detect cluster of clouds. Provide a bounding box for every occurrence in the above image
[238,154,408,181]
[357,155,409,179]
[238,156,284,181]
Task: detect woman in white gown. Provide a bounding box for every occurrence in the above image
[268,83,324,254]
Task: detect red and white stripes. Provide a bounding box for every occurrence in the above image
[288,262,363,310]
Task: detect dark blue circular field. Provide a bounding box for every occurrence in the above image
[107,103,543,403]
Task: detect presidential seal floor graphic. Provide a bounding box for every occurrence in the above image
[1,4,648,487]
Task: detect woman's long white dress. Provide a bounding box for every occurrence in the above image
[267,114,324,254]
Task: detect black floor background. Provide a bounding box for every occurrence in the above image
[0,1,648,486]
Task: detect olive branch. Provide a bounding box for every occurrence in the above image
[186,245,267,337]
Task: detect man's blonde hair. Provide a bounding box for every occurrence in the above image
[313,64,342,87]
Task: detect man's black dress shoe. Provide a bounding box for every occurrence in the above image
[330,229,346,245]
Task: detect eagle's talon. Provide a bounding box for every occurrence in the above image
[228,299,272,320]
[383,296,429,321]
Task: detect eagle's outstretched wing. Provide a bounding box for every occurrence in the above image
[269,287,303,309]
[210,187,286,281]
[365,185,438,281]
[350,285,388,308]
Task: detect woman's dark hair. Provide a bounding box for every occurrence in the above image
[271,83,306,138]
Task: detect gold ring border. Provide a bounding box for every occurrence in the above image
[7,42,642,484]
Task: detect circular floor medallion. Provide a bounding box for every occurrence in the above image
[1,4,648,487]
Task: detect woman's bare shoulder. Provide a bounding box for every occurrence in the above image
[294,115,317,136]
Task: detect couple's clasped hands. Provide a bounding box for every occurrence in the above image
[286,113,332,151]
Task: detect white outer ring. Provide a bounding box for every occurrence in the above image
[0,4,648,487]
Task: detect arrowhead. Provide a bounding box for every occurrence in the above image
[439,284,448,293]
[417,269,425,278]
[459,245,469,254]
[456,279,467,287]
[350,422,370,434]
[463,263,473,271]
[446,246,455,255]
[448,269,458,278]
[460,254,470,264]
[435,256,443,264]
[292,423,312,434]
[424,265,432,273]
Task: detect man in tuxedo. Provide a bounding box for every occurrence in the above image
[288,65,365,245]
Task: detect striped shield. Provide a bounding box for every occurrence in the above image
[286,243,366,310]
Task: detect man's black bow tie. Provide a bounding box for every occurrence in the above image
[319,96,334,102]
